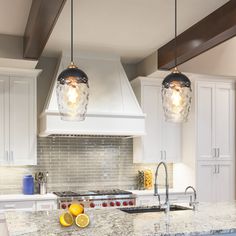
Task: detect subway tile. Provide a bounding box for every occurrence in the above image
[0,137,173,194]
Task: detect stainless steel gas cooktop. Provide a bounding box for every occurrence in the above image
[53,189,136,209]
[53,189,133,197]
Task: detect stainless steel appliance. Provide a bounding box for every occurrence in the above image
[53,189,136,209]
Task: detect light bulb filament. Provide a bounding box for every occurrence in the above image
[67,86,78,104]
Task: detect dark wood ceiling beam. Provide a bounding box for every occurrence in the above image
[158,0,236,70]
[23,0,67,59]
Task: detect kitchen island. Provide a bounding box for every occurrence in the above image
[5,202,236,236]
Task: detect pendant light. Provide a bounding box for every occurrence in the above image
[56,0,89,121]
[162,0,192,123]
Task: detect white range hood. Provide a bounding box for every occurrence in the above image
[39,53,145,137]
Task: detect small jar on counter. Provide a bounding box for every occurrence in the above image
[144,169,153,190]
[137,171,145,190]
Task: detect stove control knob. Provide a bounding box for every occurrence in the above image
[102,202,108,207]
[129,201,134,206]
[115,201,121,207]
[110,202,115,207]
[123,201,128,206]
[90,202,95,208]
[61,204,67,209]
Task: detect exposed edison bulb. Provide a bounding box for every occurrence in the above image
[171,89,182,106]
[66,85,79,105]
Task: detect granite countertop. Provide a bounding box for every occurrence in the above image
[5,202,236,236]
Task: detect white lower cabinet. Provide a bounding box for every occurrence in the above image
[135,192,190,206]
[36,200,57,211]
[0,199,57,213]
[197,161,234,202]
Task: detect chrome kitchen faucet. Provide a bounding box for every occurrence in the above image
[185,186,198,210]
[154,162,170,212]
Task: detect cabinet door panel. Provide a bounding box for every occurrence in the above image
[9,77,36,165]
[215,84,233,160]
[162,120,181,163]
[0,76,9,164]
[197,82,215,160]
[197,162,215,202]
[216,162,234,202]
[142,85,162,162]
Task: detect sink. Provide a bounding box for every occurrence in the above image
[119,205,191,214]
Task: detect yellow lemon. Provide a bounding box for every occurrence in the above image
[75,213,90,228]
[59,212,73,227]
[69,203,84,217]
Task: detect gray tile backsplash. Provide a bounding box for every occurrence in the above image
[0,137,172,194]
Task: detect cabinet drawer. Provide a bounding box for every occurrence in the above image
[169,194,190,203]
[36,201,57,211]
[136,196,160,206]
[0,201,35,211]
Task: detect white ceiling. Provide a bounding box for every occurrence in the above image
[43,0,229,63]
[0,0,229,63]
[0,0,32,36]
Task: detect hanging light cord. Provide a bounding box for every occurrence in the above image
[71,0,74,63]
[174,0,177,68]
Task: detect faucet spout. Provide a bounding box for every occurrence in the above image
[154,162,169,211]
[185,186,198,210]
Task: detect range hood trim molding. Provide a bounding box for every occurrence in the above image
[39,112,145,137]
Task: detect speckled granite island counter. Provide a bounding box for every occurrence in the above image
[5,202,236,236]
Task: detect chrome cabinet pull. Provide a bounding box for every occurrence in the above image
[217,148,220,158]
[164,150,167,160]
[218,165,220,174]
[213,165,217,174]
[160,150,163,160]
[213,148,216,158]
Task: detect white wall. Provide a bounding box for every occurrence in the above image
[179,36,236,77]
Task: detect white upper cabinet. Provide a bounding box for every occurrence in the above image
[0,76,9,165]
[197,82,215,160]
[9,77,36,165]
[131,77,181,163]
[0,73,37,166]
[142,84,162,162]
[162,117,181,162]
[215,83,234,160]
[197,81,234,161]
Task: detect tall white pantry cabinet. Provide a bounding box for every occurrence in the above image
[0,68,40,166]
[182,75,235,202]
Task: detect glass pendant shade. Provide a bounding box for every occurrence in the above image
[162,68,192,123]
[56,63,89,121]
